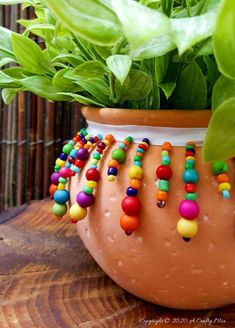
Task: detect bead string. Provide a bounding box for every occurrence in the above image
[69,134,115,223]
[120,138,150,236]
[155,142,173,208]
[177,142,200,242]
[107,136,133,182]
[211,161,231,199]
[50,129,102,218]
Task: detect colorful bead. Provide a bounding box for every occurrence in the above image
[211,161,231,199]
[52,203,67,216]
[51,172,60,185]
[83,186,93,195]
[156,165,172,180]
[108,167,118,176]
[185,192,198,200]
[130,179,141,189]
[128,166,143,180]
[76,148,89,160]
[59,167,71,179]
[112,149,126,163]
[53,190,69,204]
[108,175,116,182]
[76,191,95,208]
[121,196,142,216]
[158,179,169,192]
[211,161,228,175]
[120,214,140,235]
[177,218,198,239]
[62,144,73,155]
[87,180,97,189]
[86,168,100,181]
[183,169,199,183]
[126,187,138,196]
[218,182,231,192]
[178,200,200,220]
[49,184,57,196]
[69,204,87,222]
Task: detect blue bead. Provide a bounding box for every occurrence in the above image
[137,148,145,153]
[119,143,127,149]
[223,190,230,199]
[89,137,94,143]
[97,134,103,140]
[183,169,199,183]
[71,165,80,173]
[60,153,67,160]
[126,187,138,196]
[70,149,77,157]
[134,161,142,167]
[81,138,87,143]
[108,167,118,176]
[65,163,71,168]
[53,190,69,204]
[90,164,97,169]
[69,140,75,146]
[162,155,170,163]
[143,138,150,145]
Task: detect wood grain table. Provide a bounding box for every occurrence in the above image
[0,199,235,328]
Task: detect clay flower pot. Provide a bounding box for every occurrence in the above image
[70,107,235,310]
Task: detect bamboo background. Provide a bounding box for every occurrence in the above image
[0,5,82,211]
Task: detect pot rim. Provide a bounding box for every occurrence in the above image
[81,106,211,128]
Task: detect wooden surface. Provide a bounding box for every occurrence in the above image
[0,200,235,328]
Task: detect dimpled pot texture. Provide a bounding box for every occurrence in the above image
[69,107,235,310]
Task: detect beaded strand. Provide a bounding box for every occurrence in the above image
[177,142,200,242]
[211,161,231,199]
[69,134,115,223]
[120,138,150,236]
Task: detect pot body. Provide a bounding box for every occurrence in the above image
[70,107,235,310]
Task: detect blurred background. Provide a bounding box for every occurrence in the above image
[0,5,82,212]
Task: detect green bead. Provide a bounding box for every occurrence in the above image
[93,153,101,160]
[185,145,195,151]
[185,192,198,200]
[161,150,169,156]
[211,161,228,175]
[52,203,67,216]
[62,144,73,155]
[159,179,169,192]
[80,128,88,136]
[126,136,133,143]
[134,155,141,161]
[59,177,67,184]
[112,149,126,163]
[185,163,194,169]
[162,160,170,166]
[83,186,93,195]
[91,159,98,165]
[54,165,60,172]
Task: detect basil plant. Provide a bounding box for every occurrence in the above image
[0,0,234,162]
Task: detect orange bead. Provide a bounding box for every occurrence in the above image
[49,184,57,195]
[157,191,168,201]
[123,139,130,146]
[216,173,229,184]
[105,134,115,144]
[84,144,90,150]
[130,179,142,189]
[162,142,172,152]
[120,214,140,232]
[108,159,119,168]
[136,152,144,158]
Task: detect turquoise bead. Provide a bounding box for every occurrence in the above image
[162,155,170,163]
[97,133,103,140]
[59,177,67,184]
[159,180,169,191]
[65,163,71,168]
[211,161,228,175]
[69,140,75,146]
[223,190,230,199]
[119,143,127,149]
[90,164,97,169]
[183,169,199,183]
[93,152,101,160]
[134,161,142,167]
[137,147,145,154]
[185,192,198,200]
[80,128,88,136]
[186,159,195,165]
[71,165,80,173]
[70,149,77,157]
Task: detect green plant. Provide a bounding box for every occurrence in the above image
[0,0,234,162]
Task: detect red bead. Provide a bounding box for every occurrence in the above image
[75,159,85,168]
[185,183,196,193]
[138,144,148,151]
[98,142,106,150]
[185,151,194,157]
[156,165,172,180]
[97,148,103,154]
[121,196,141,216]
[93,136,98,143]
[86,168,100,181]
[68,156,75,164]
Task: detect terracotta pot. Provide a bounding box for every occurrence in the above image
[70,106,235,310]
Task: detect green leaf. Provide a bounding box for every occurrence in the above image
[131,35,175,60]
[3,67,31,79]
[20,76,72,101]
[2,87,22,104]
[58,92,106,107]
[170,12,217,55]
[203,97,235,161]
[52,69,81,92]
[67,61,107,80]
[196,38,213,57]
[106,55,131,85]
[0,26,14,57]
[0,71,20,88]
[160,82,176,99]
[213,0,235,79]
[120,69,152,101]
[173,61,207,109]
[0,57,16,67]
[112,0,170,50]
[212,75,235,112]
[11,33,54,75]
[46,0,122,46]
[155,54,169,84]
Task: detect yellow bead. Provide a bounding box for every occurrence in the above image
[87,180,97,188]
[58,183,65,190]
[218,182,231,191]
[91,159,98,165]
[128,165,143,180]
[85,135,91,140]
[69,204,87,221]
[55,158,65,167]
[186,156,195,161]
[108,175,116,182]
[141,141,149,148]
[103,139,110,146]
[161,150,169,156]
[177,218,198,238]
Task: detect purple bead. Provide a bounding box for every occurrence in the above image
[126,187,137,196]
[76,191,95,208]
[98,142,106,150]
[108,167,118,176]
[76,148,89,160]
[51,172,60,185]
[178,200,200,220]
[60,153,67,160]
[89,137,94,143]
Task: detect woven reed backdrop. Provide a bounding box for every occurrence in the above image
[0,5,83,211]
